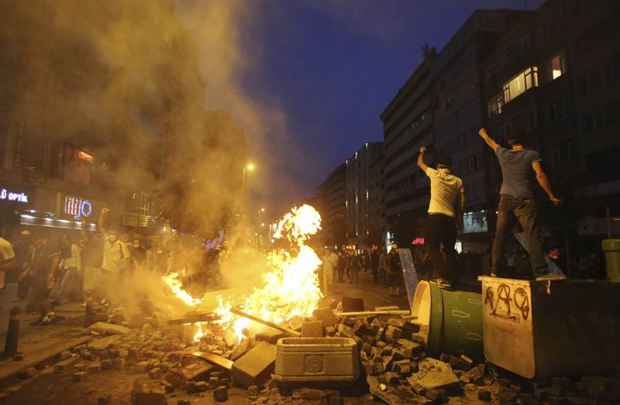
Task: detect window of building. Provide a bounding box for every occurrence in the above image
[503,66,539,104]
[549,54,566,80]
[487,93,504,117]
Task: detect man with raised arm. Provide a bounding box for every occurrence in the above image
[417,146,465,288]
[478,128,561,279]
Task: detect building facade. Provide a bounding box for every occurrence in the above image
[483,0,620,269]
[316,163,346,248]
[345,142,384,247]
[381,10,529,249]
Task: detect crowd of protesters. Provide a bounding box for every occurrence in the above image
[0,207,226,325]
[322,245,406,296]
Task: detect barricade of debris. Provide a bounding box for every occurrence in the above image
[50,297,620,405]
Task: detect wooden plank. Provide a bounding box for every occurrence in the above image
[190,351,234,371]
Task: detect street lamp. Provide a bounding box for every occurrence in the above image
[242,162,256,189]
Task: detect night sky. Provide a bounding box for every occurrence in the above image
[242,0,545,206]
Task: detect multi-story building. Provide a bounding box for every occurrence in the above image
[0,130,114,233]
[382,10,530,249]
[345,142,384,247]
[483,0,620,268]
[316,163,346,248]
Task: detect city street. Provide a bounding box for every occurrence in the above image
[0,273,407,405]
[1,0,619,404]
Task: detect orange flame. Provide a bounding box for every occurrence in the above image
[164,204,323,344]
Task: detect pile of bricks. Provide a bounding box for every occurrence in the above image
[24,296,620,405]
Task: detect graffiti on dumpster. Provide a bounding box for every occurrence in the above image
[484,283,530,322]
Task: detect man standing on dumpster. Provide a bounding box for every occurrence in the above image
[478,128,561,279]
[417,145,464,288]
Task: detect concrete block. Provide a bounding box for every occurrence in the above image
[301,320,324,337]
[131,378,167,405]
[231,342,276,387]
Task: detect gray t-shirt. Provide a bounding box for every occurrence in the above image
[495,147,541,199]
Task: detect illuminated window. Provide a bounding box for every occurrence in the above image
[551,55,565,80]
[503,66,538,104]
[488,93,504,116]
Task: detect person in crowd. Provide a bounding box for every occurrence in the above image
[98,208,128,298]
[82,230,104,296]
[417,145,465,288]
[350,251,361,285]
[13,229,34,299]
[371,246,380,284]
[51,233,83,304]
[130,238,147,271]
[478,128,561,279]
[336,251,345,283]
[0,227,16,291]
[378,248,388,285]
[387,245,402,295]
[322,249,338,295]
[27,232,61,322]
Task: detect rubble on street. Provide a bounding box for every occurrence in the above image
[2,295,619,405]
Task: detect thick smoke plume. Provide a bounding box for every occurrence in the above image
[0,0,306,314]
[0,0,288,234]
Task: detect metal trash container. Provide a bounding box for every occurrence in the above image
[602,239,620,282]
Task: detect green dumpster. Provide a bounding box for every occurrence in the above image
[602,239,620,282]
[410,281,483,360]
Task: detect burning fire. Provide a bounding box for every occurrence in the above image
[162,272,200,307]
[163,204,323,344]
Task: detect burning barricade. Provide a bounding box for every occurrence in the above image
[36,204,620,404]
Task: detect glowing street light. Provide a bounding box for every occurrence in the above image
[245,162,256,172]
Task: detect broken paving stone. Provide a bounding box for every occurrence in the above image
[88,335,122,351]
[89,322,130,336]
[72,372,86,382]
[385,325,402,343]
[297,388,325,400]
[16,368,37,380]
[87,361,102,373]
[407,358,459,391]
[463,364,485,384]
[213,386,228,402]
[397,339,422,359]
[248,385,259,399]
[478,390,492,401]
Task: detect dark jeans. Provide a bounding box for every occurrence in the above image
[492,195,546,276]
[426,214,457,282]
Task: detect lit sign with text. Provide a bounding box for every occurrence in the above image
[0,187,29,203]
[64,196,94,220]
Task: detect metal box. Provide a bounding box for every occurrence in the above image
[272,337,360,382]
[480,276,620,379]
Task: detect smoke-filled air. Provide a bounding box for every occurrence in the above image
[0,0,321,323]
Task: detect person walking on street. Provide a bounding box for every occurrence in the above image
[417,145,465,288]
[478,128,561,279]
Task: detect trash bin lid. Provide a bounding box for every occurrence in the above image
[602,239,620,251]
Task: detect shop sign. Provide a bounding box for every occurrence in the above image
[0,186,29,203]
[64,195,94,220]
